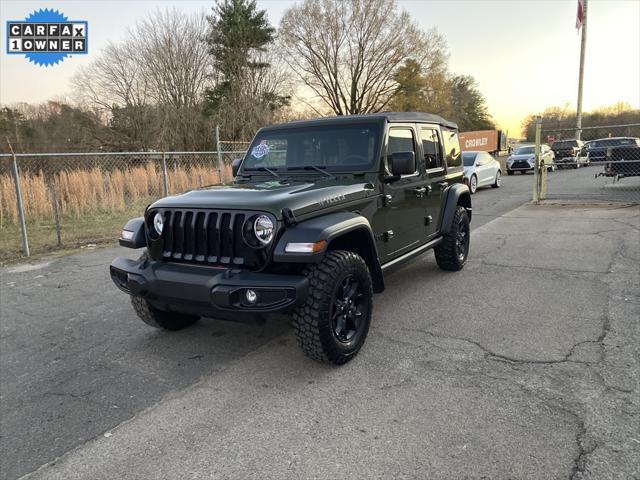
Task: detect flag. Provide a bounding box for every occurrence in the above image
[576,0,585,30]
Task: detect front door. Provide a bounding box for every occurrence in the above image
[477,152,494,186]
[381,125,429,260]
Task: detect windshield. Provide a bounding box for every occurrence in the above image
[462,153,477,166]
[592,138,636,148]
[514,146,534,155]
[242,123,381,172]
[552,140,577,148]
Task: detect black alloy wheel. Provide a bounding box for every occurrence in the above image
[330,274,367,343]
[455,215,470,262]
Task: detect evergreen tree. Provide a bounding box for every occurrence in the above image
[449,75,495,131]
[205,0,275,111]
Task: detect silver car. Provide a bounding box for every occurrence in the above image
[507,145,555,175]
[462,151,501,194]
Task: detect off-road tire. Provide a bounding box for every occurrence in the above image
[292,251,373,365]
[434,206,470,272]
[492,170,501,188]
[131,296,199,330]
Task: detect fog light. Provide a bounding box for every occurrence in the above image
[245,289,258,304]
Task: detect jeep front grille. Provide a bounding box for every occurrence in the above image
[150,209,271,269]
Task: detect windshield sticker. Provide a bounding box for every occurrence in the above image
[251,141,270,159]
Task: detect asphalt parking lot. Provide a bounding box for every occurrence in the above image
[2,172,639,479]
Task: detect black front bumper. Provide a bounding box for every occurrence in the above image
[508,161,533,171]
[110,257,308,317]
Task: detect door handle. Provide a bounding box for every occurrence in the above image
[436,181,448,190]
[414,186,427,197]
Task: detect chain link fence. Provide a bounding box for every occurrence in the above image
[0,142,250,262]
[532,123,640,204]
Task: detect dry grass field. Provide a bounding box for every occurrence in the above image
[0,162,232,262]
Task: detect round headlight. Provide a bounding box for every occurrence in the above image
[253,215,274,245]
[153,212,164,236]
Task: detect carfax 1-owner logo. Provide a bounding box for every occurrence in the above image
[6,9,87,66]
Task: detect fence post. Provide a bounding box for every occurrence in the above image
[533,117,542,204]
[161,151,169,196]
[9,153,30,256]
[216,125,224,185]
[47,179,62,247]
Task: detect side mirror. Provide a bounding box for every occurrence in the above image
[232,158,242,177]
[390,151,416,176]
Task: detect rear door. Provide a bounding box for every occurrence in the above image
[419,126,447,238]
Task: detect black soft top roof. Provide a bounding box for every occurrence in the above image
[262,112,458,131]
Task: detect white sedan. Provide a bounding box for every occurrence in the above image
[462,151,501,194]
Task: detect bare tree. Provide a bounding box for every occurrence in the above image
[74,41,150,111]
[278,0,447,115]
[72,9,214,149]
[75,10,211,110]
[135,10,212,108]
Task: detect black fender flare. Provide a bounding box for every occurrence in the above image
[439,184,472,232]
[119,217,146,249]
[273,211,384,292]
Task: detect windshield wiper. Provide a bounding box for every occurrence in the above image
[243,166,280,178]
[286,165,335,178]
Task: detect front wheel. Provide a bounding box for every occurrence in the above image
[492,170,501,188]
[435,206,470,271]
[507,170,514,176]
[292,251,373,365]
[469,174,478,194]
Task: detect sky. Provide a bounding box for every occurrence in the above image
[0,0,639,135]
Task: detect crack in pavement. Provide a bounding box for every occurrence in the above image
[570,421,599,480]
[398,326,603,366]
[479,260,610,275]
[378,241,630,479]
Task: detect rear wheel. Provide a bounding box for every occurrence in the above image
[131,296,199,330]
[292,251,373,365]
[435,206,470,271]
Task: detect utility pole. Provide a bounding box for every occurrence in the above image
[575,0,588,140]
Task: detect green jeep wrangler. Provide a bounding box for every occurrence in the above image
[110,113,472,365]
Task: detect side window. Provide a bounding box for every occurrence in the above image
[386,128,417,174]
[420,128,442,170]
[442,128,462,168]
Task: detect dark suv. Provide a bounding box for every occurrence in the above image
[551,139,588,168]
[110,113,472,365]
[586,137,640,162]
